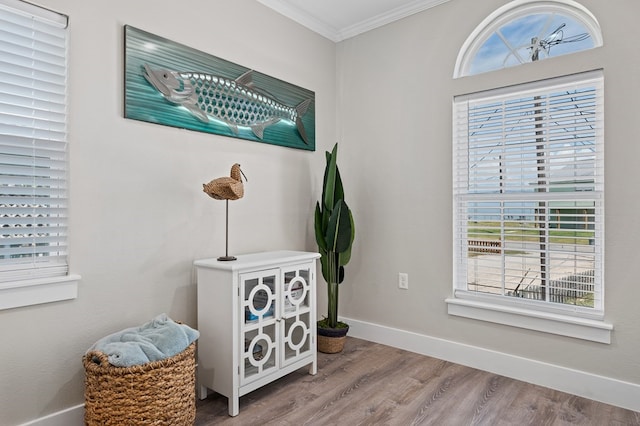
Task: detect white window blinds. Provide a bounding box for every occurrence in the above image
[453,70,604,316]
[0,0,69,283]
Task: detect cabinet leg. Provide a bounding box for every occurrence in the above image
[309,358,317,375]
[198,385,208,400]
[229,394,240,417]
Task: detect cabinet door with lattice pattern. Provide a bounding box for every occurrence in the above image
[281,263,314,367]
[240,269,279,385]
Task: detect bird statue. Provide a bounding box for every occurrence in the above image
[202,163,248,261]
[202,163,247,200]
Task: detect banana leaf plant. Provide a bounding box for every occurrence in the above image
[314,143,355,330]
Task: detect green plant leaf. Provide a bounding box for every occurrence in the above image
[335,200,353,253]
[338,265,345,284]
[314,202,327,251]
[325,199,352,254]
[334,165,345,206]
[324,201,341,252]
[323,144,338,211]
[339,209,355,266]
[319,250,330,283]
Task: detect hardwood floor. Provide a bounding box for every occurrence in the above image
[194,337,640,425]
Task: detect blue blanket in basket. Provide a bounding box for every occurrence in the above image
[87,313,199,367]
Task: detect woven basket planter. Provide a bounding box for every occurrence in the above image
[83,342,196,426]
[317,334,347,354]
[317,323,349,354]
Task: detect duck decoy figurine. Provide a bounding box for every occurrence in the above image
[202,163,247,200]
[202,163,248,261]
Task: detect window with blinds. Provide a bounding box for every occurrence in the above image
[0,0,69,284]
[453,70,604,317]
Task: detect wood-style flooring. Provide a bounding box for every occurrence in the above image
[195,337,640,425]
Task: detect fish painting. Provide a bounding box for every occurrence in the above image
[143,64,312,144]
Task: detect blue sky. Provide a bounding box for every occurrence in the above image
[470,13,595,75]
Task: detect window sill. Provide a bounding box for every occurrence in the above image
[445,296,612,344]
[0,274,81,311]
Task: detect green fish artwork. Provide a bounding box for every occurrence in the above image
[143,65,312,145]
[124,26,315,151]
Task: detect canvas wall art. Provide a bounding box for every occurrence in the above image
[124,26,315,151]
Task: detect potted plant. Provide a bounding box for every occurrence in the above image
[314,143,355,353]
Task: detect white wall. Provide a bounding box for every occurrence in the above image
[0,1,336,424]
[337,0,640,396]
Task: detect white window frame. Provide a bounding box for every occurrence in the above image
[447,70,612,344]
[453,0,603,78]
[0,0,79,310]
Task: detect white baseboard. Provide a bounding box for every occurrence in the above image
[18,404,83,426]
[342,316,640,413]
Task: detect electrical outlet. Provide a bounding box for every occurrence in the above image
[398,272,409,290]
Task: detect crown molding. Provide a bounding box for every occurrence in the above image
[256,0,341,41]
[337,0,451,41]
[257,0,451,42]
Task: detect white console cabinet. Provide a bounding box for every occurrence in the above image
[194,250,320,416]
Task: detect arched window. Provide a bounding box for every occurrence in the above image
[449,1,610,343]
[454,0,602,78]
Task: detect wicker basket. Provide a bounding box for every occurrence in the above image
[317,334,347,354]
[83,342,196,426]
[317,323,349,354]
